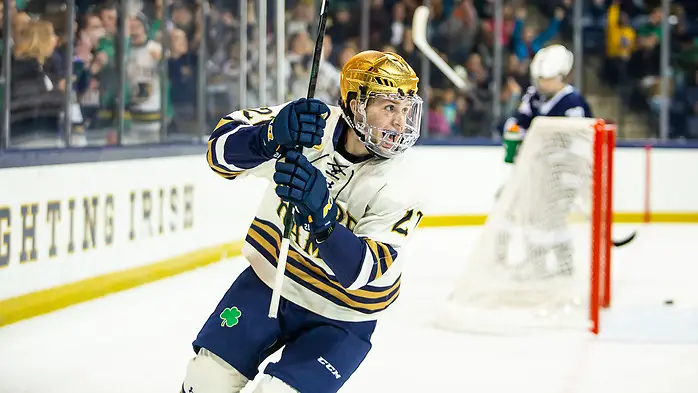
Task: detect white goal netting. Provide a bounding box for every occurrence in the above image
[436,117,614,334]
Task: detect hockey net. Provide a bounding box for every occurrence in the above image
[437,117,615,335]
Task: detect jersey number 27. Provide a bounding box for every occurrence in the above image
[391,209,423,236]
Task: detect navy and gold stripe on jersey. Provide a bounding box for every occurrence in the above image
[364,238,398,283]
[246,217,401,314]
[207,139,244,179]
[206,117,269,180]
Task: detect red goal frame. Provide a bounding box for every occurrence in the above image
[590,120,616,334]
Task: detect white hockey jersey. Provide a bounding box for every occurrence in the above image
[206,103,423,322]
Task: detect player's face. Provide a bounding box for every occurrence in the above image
[350,94,422,157]
[535,77,564,95]
[365,96,410,136]
[129,19,146,44]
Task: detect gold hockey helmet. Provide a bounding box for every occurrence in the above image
[339,50,423,158]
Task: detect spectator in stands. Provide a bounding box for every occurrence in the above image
[674,34,698,77]
[434,0,479,63]
[171,1,197,42]
[604,0,635,101]
[206,3,236,73]
[628,31,661,112]
[635,6,663,40]
[9,19,64,147]
[327,3,357,49]
[285,30,313,100]
[482,2,516,48]
[464,52,490,95]
[76,12,104,132]
[369,0,392,49]
[287,0,315,36]
[168,27,198,136]
[40,7,92,146]
[462,52,491,136]
[427,94,451,137]
[126,12,164,141]
[512,7,565,63]
[390,1,407,47]
[90,2,121,129]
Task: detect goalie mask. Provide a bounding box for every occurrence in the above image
[339,51,422,158]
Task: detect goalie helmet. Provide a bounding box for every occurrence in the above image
[530,44,574,82]
[339,50,423,158]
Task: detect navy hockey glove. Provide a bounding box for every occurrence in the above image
[260,98,330,158]
[273,150,337,239]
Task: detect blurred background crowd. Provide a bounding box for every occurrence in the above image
[0,0,696,149]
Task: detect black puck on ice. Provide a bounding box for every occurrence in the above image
[664,299,674,305]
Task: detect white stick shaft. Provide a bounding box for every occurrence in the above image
[268,237,291,318]
[412,6,469,91]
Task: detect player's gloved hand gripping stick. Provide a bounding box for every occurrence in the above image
[267,0,331,318]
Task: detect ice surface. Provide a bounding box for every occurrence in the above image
[1,224,696,393]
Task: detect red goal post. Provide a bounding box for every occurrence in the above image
[590,119,615,334]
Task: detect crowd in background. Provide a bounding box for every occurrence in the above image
[1,0,697,149]
[532,0,698,139]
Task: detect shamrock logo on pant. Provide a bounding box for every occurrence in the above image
[220,306,242,327]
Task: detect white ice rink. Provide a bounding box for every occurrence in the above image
[1,224,697,393]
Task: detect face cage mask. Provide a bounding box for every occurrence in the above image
[348,93,423,158]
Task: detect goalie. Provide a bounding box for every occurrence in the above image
[496,44,594,279]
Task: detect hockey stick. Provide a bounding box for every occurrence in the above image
[411,5,470,91]
[268,0,331,319]
[612,231,636,247]
[573,205,637,248]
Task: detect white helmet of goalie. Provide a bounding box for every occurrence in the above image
[530,44,574,94]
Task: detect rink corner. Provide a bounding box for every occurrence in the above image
[0,241,244,328]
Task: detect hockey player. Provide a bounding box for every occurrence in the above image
[496,44,593,279]
[502,44,593,161]
[181,50,424,393]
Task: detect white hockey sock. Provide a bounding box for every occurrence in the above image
[181,348,249,393]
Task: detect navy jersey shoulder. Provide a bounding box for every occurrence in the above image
[509,85,593,132]
[547,89,593,118]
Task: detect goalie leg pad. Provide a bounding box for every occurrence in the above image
[181,348,249,393]
[252,375,300,393]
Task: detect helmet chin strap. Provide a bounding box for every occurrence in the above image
[339,114,388,160]
[350,120,387,159]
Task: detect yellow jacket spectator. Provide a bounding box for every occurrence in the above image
[606,2,635,59]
